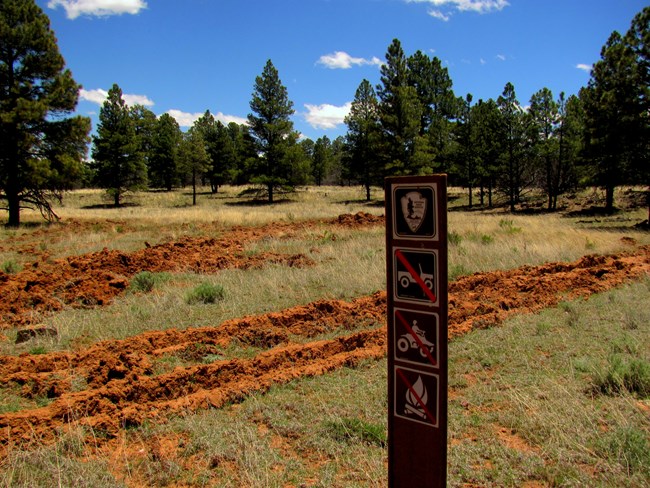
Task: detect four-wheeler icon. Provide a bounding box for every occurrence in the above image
[397,321,435,358]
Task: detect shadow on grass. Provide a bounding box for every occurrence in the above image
[80,202,141,210]
[224,198,295,207]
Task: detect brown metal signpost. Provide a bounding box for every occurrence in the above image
[386,175,448,487]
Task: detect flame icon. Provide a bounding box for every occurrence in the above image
[404,375,428,419]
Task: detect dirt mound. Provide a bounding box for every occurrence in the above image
[334,212,385,227]
[0,214,385,329]
[0,246,647,454]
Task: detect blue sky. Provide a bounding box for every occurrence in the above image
[37,0,647,141]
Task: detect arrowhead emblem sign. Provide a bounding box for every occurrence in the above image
[400,191,427,233]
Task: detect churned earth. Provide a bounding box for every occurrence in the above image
[0,211,647,457]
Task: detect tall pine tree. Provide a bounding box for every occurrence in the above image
[0,0,90,226]
[377,39,429,176]
[344,79,382,200]
[247,60,296,203]
[91,84,147,206]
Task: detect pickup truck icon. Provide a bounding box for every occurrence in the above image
[398,263,433,291]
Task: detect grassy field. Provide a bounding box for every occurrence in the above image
[0,185,648,486]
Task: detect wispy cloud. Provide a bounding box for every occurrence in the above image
[304,102,351,130]
[428,9,450,21]
[47,0,147,19]
[406,0,509,18]
[496,54,506,61]
[317,52,382,70]
[80,88,154,107]
[576,63,592,73]
[167,109,247,128]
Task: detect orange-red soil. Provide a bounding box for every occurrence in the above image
[0,212,383,329]
[0,214,648,456]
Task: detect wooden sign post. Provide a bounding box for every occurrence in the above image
[385,175,448,487]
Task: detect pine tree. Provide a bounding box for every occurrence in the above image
[407,50,457,172]
[150,113,181,191]
[91,84,147,206]
[0,0,90,226]
[529,87,560,210]
[344,79,382,200]
[247,60,296,203]
[377,39,429,176]
[312,136,332,187]
[471,99,503,207]
[497,82,530,212]
[623,7,650,222]
[178,127,211,206]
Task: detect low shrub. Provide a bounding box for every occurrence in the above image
[185,282,226,305]
[130,271,157,292]
[1,260,21,274]
[593,355,650,398]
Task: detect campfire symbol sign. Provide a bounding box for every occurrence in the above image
[400,191,427,233]
[395,366,439,427]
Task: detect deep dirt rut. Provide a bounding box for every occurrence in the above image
[0,243,647,454]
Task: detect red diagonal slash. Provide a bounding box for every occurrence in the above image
[396,368,437,425]
[395,309,437,367]
[395,250,437,303]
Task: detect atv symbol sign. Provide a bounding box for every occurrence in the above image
[394,308,438,367]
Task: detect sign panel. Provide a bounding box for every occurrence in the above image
[386,175,448,488]
[393,308,439,367]
[393,248,438,306]
[394,366,439,428]
[393,185,437,239]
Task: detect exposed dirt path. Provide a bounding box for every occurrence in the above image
[0,213,384,329]
[0,245,647,455]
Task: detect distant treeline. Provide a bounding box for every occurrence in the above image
[1,2,648,226]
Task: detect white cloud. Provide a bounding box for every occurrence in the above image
[317,51,382,70]
[167,110,247,128]
[123,93,154,107]
[304,102,351,130]
[576,63,592,73]
[480,58,487,65]
[496,54,506,61]
[47,0,147,19]
[79,88,108,105]
[167,110,201,127]
[80,88,154,107]
[406,0,508,14]
[215,112,248,126]
[428,9,450,21]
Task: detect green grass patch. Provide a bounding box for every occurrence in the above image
[324,417,386,447]
[592,355,650,398]
[185,282,226,305]
[1,259,21,274]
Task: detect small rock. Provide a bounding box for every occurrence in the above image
[15,326,57,344]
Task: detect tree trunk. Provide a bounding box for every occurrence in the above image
[192,170,197,206]
[366,183,371,202]
[605,184,615,212]
[268,184,274,204]
[468,184,473,209]
[114,191,120,208]
[488,180,493,208]
[7,191,20,228]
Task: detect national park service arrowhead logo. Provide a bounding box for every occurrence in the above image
[400,191,427,233]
